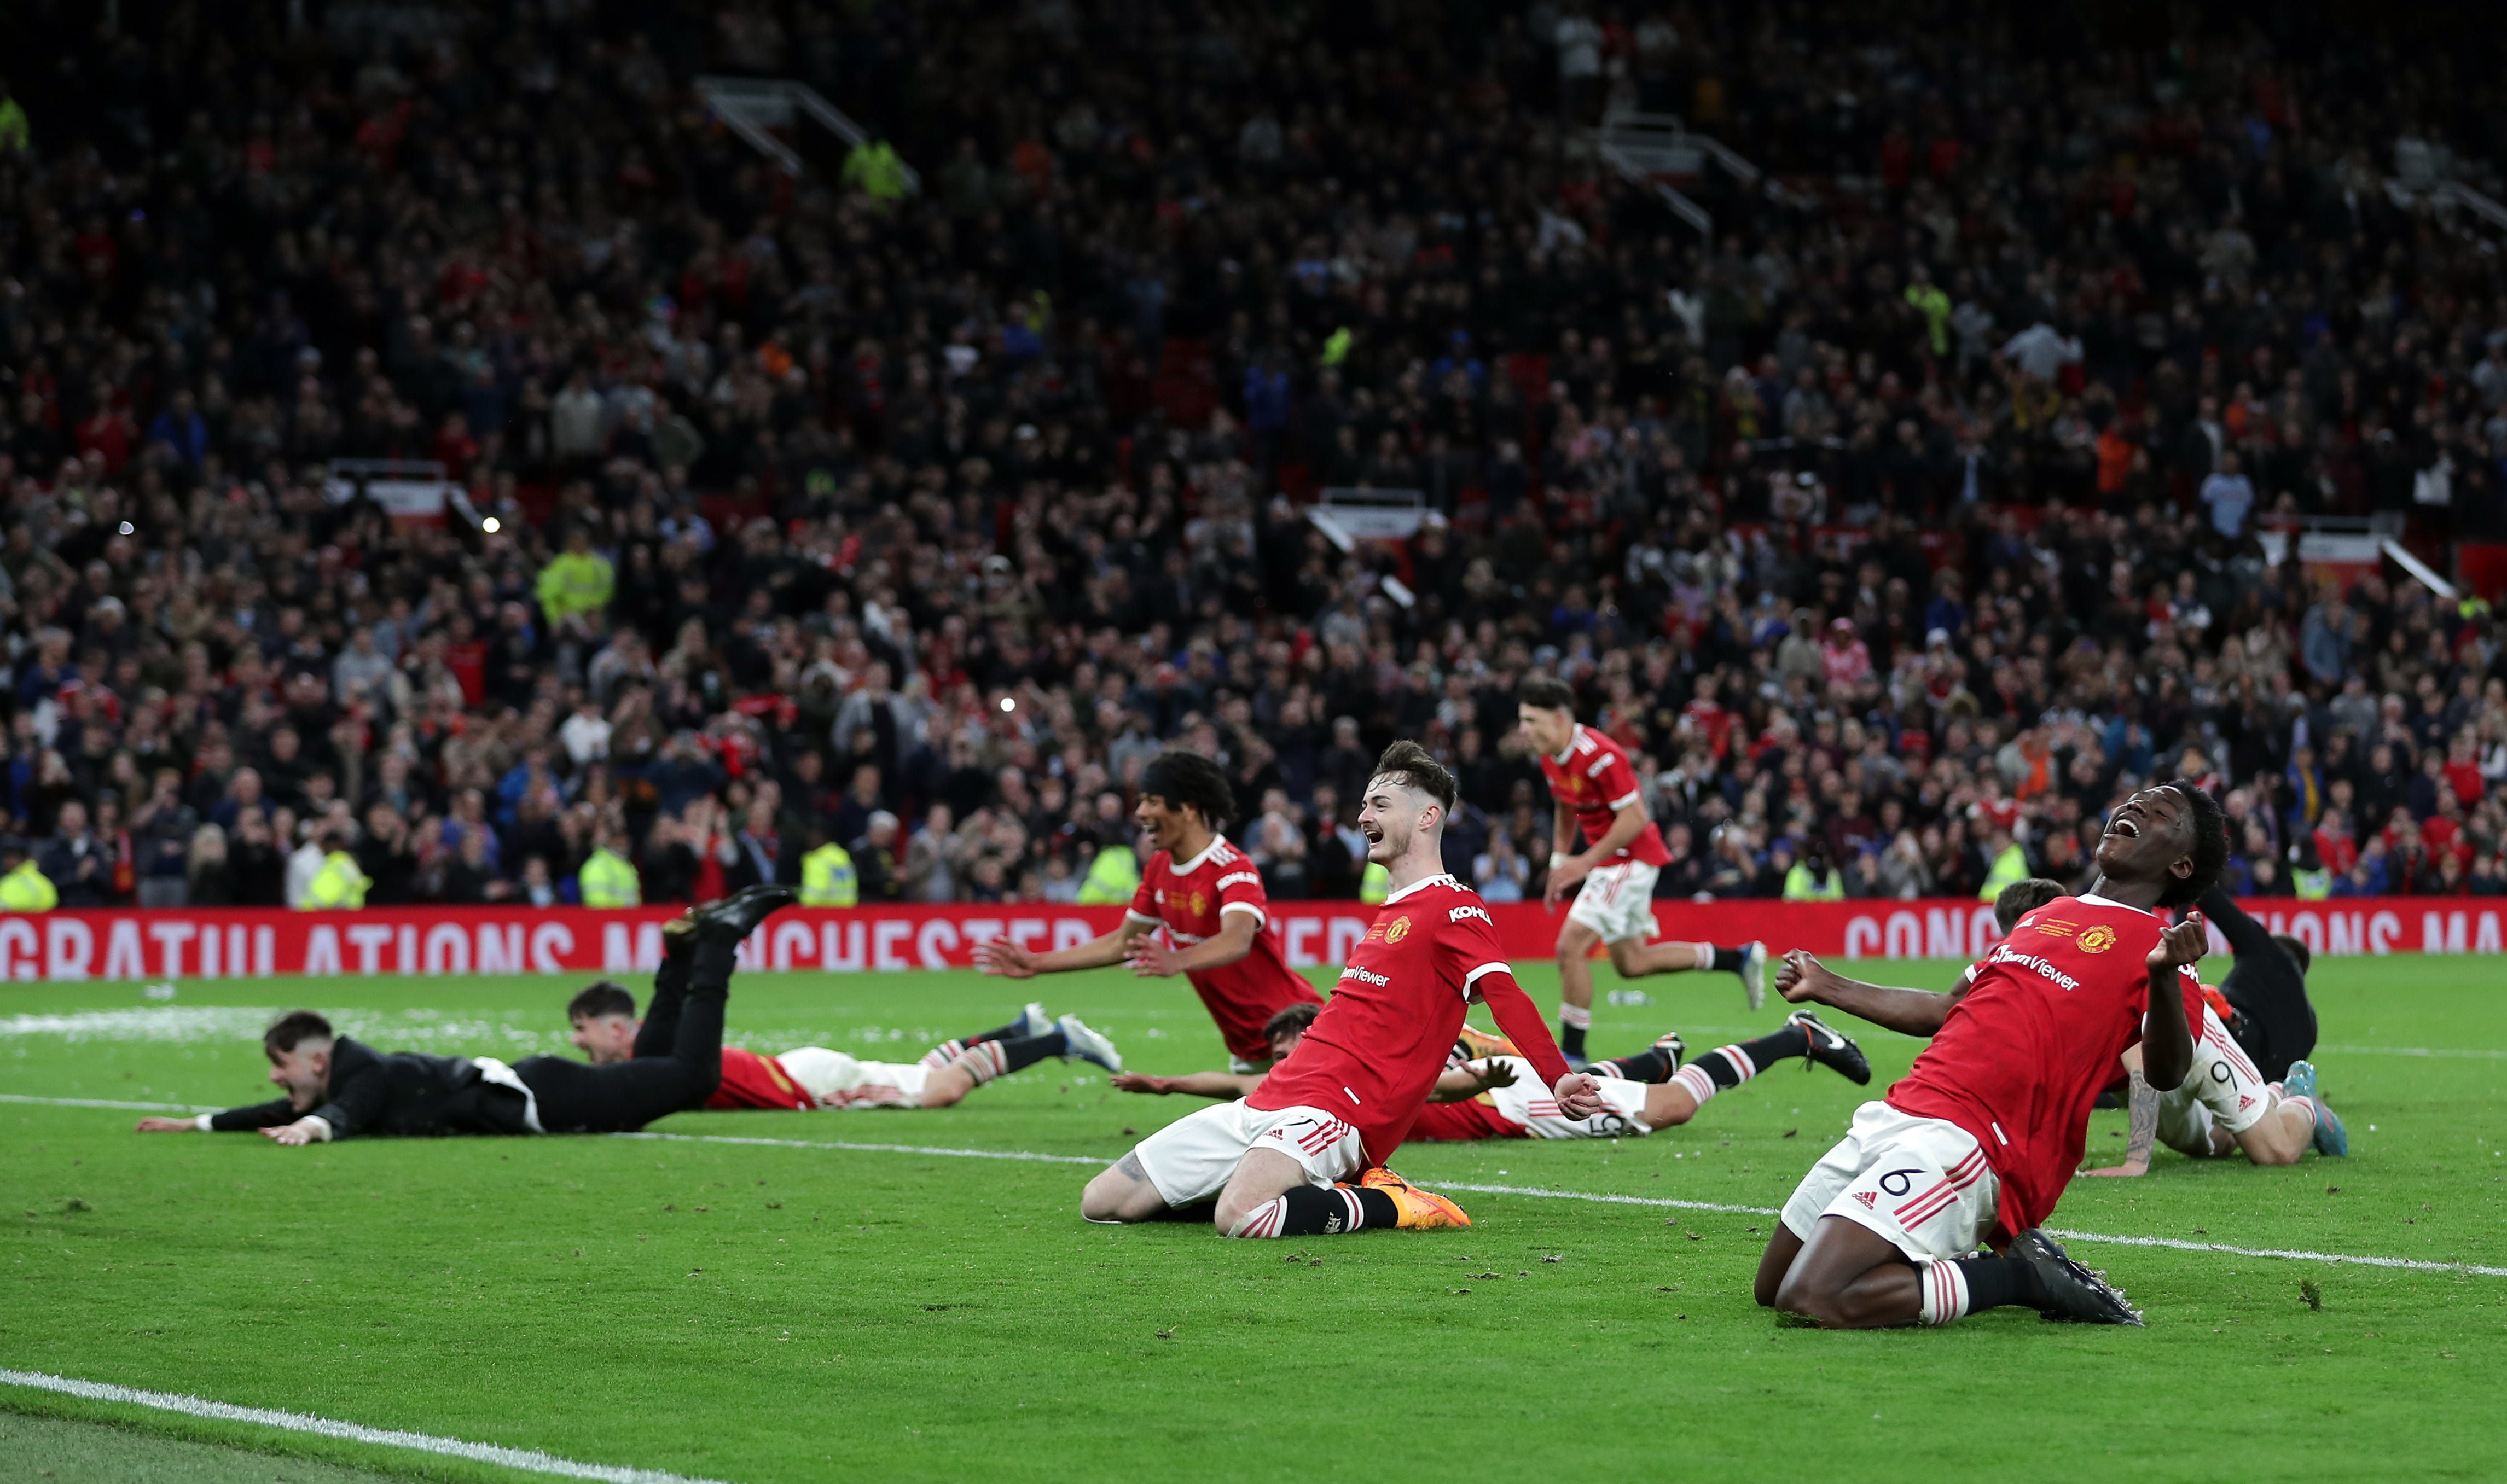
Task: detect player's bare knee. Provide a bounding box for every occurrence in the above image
[1080,1163,1149,1223]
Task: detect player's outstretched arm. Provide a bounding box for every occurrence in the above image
[1775,949,1966,1036]
[974,918,1151,978]
[1110,1069,1263,1098]
[1128,911,1258,978]
[1431,1058,1519,1102]
[2141,912,2206,1093]
[1474,971,1606,1117]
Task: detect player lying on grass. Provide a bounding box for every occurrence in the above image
[566,985,1121,1110]
[1755,782,2227,1329]
[1983,877,2345,1174]
[1517,674,1766,1062]
[1078,741,1605,1237]
[974,749,1323,1073]
[1115,1003,1869,1142]
[135,886,794,1142]
[2084,888,2345,1175]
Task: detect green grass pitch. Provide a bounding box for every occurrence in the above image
[3,955,2504,1482]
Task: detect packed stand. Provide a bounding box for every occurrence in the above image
[0,0,2503,916]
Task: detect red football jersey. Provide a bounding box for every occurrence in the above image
[1128,834,1324,1061]
[1249,874,1572,1163]
[1887,893,2200,1238]
[1538,724,1672,866]
[705,1047,815,1111]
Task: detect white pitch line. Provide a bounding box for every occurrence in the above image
[9,1095,2498,1282]
[0,1369,732,1483]
[0,1092,219,1113]
[2315,1044,2507,1060]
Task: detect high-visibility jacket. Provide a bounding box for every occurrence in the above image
[0,859,57,911]
[842,141,910,203]
[2292,867,2332,900]
[1783,863,1844,901]
[302,851,369,910]
[1077,844,1139,905]
[1359,860,1391,903]
[1977,842,2032,902]
[579,847,641,907]
[800,843,858,907]
[535,550,615,625]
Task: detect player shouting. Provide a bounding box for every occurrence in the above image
[974,750,1322,1072]
[1078,742,1605,1237]
[1516,676,1765,1064]
[565,987,1122,1111]
[1756,781,2228,1329]
[1117,1002,1869,1143]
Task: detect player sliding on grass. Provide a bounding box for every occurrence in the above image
[2084,886,2346,1176]
[1755,782,2227,1329]
[134,886,796,1142]
[974,750,1322,1073]
[1516,676,1765,1064]
[1079,742,1605,1237]
[1116,1003,1870,1143]
[566,984,1121,1110]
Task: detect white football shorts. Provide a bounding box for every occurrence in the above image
[2158,1005,2274,1152]
[1131,1099,1364,1207]
[1568,859,1662,944]
[1781,1099,1999,1264]
[1480,1056,1654,1138]
[774,1047,929,1109]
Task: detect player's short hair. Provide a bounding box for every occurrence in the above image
[2158,779,2228,909]
[1369,740,1456,812]
[1993,877,2068,934]
[2271,932,2313,975]
[1262,1003,1320,1042]
[1138,749,1235,830]
[1517,674,1576,713]
[567,980,637,1021]
[263,1010,334,1055]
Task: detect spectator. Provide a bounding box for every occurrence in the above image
[129,768,198,907]
[37,799,109,907]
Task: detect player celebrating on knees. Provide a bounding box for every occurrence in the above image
[974,750,1321,1073]
[1079,742,1605,1237]
[1756,782,2227,1329]
[1516,675,1764,1064]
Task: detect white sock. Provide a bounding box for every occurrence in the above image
[919,1039,968,1072]
[1559,1003,1593,1031]
[2284,1093,2319,1131]
[1918,1260,1970,1326]
[1670,1062,1719,1105]
[1685,941,1716,969]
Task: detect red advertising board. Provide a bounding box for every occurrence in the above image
[0,898,2496,983]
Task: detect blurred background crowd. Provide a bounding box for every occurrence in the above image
[0,0,2502,913]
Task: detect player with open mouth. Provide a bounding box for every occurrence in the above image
[1752,782,2229,1329]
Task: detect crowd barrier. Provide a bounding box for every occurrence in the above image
[0,897,2497,982]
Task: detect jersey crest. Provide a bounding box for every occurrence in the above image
[1385,916,1411,944]
[2076,924,2117,954]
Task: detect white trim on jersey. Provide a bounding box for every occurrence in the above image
[2075,892,2156,917]
[1124,909,1160,926]
[1463,961,1512,985]
[1170,834,1233,876]
[1586,754,1615,778]
[1607,789,1641,810]
[1382,872,1464,904]
[1217,901,1266,924]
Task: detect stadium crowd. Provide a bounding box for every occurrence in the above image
[0,0,2503,915]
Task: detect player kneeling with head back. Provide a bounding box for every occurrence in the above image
[136,886,796,1143]
[1758,783,2227,1328]
[1080,742,1605,1237]
[568,985,1120,1110]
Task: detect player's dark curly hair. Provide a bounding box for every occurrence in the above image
[1262,1003,1320,1042]
[1138,749,1235,830]
[1372,740,1457,811]
[2158,779,2229,909]
[2271,932,2313,975]
[567,980,638,1021]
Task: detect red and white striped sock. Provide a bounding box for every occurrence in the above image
[1671,1043,1758,1105]
[949,1041,1011,1086]
[1918,1260,1970,1326]
[920,1039,969,1072]
[2284,1093,2320,1131]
